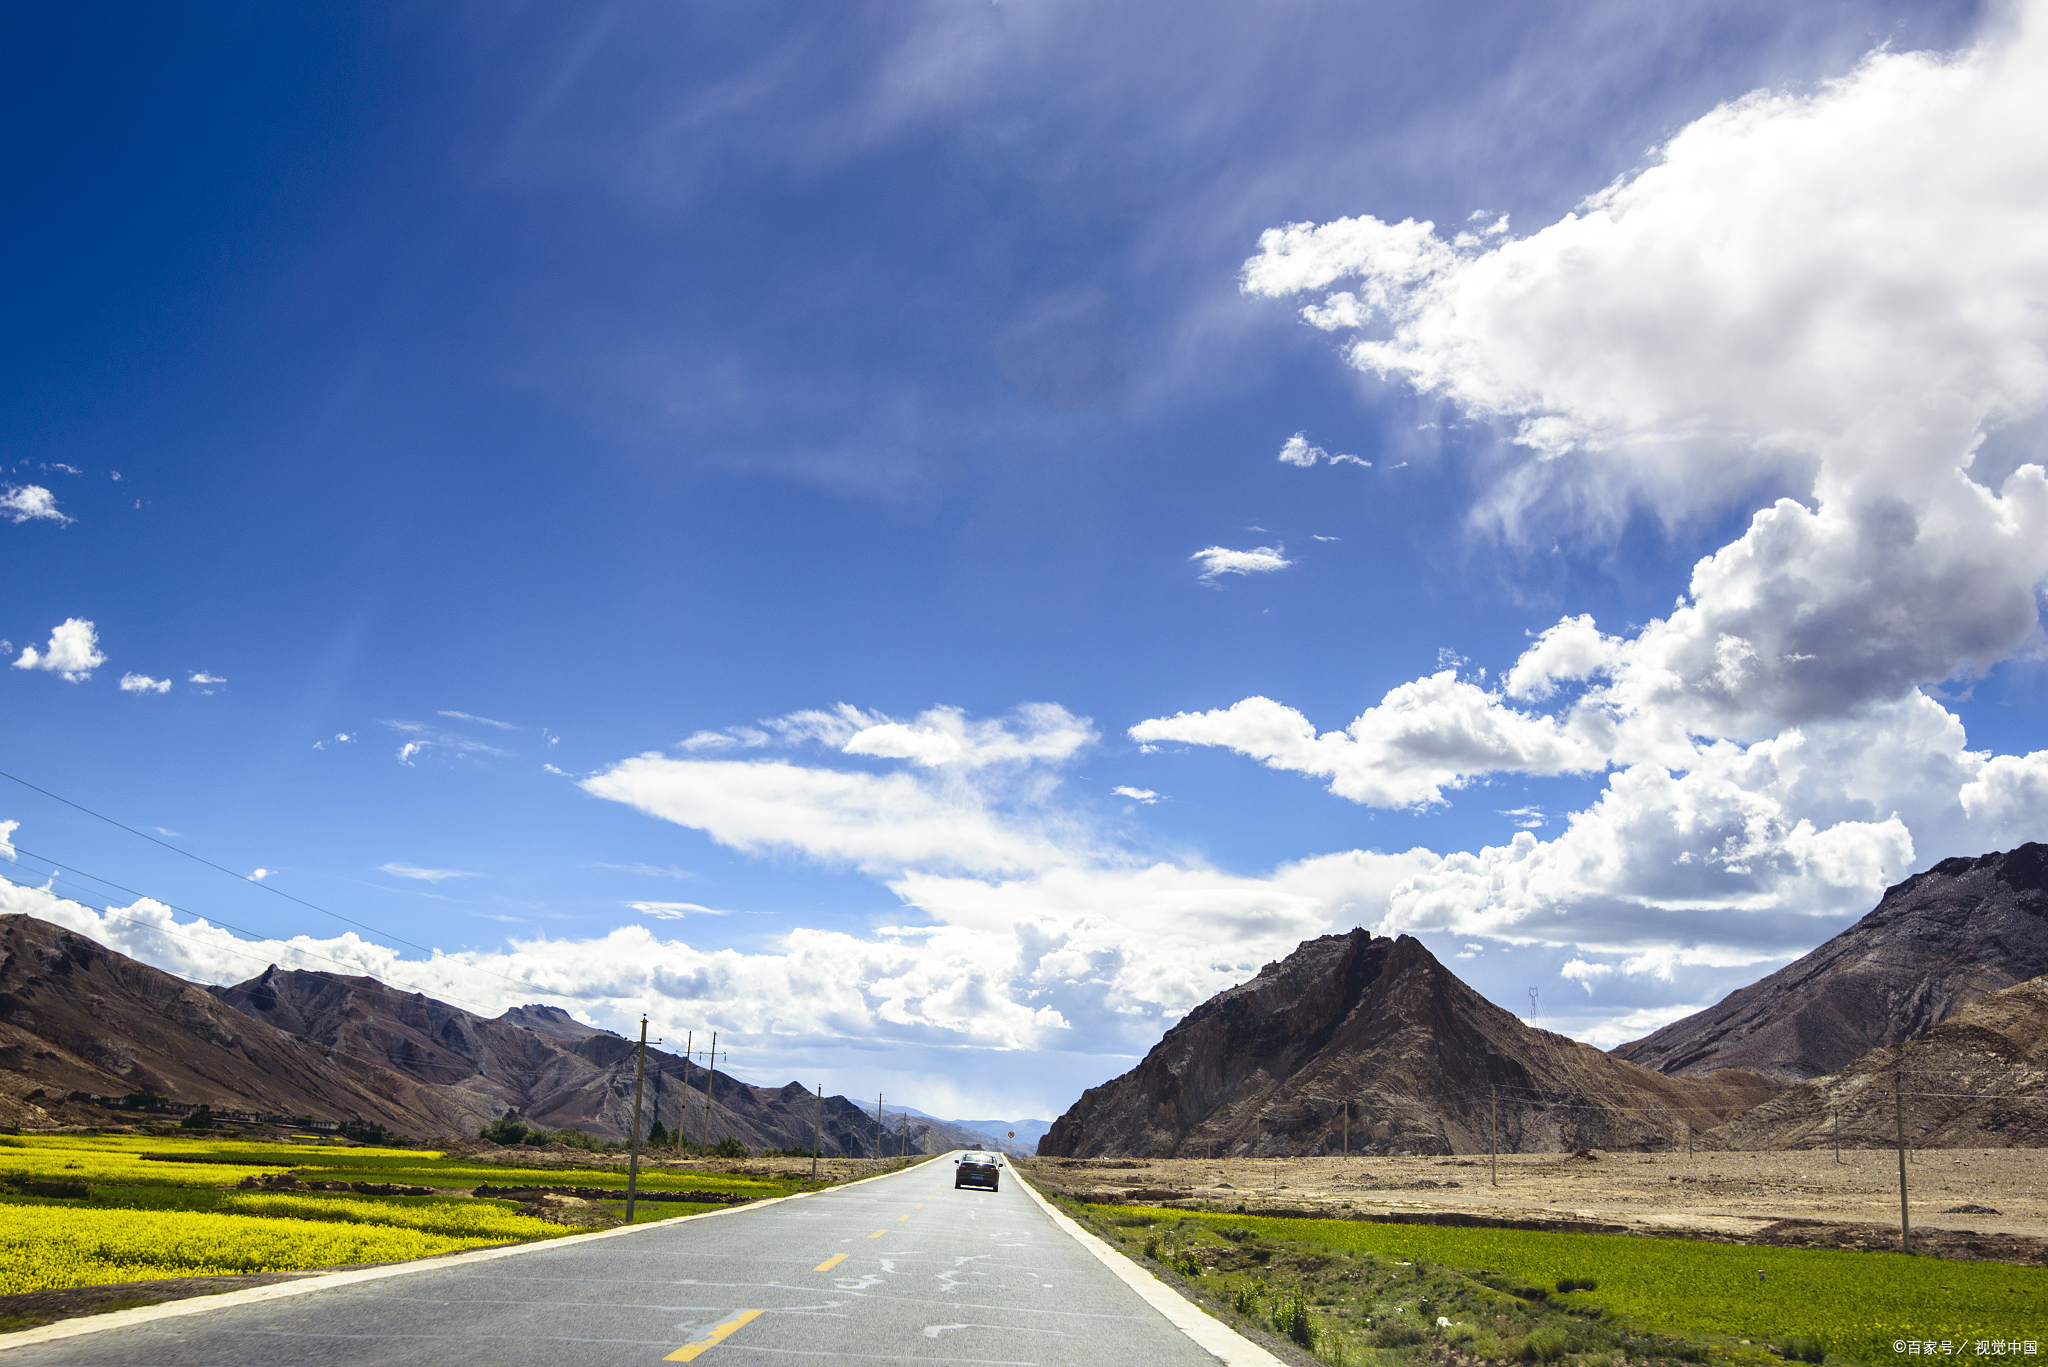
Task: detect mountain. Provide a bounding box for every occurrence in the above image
[1039,931,1778,1158]
[950,1118,1051,1155]
[0,914,467,1134]
[208,964,894,1153]
[848,1101,1014,1155]
[1614,844,2048,1081]
[1708,972,2048,1150]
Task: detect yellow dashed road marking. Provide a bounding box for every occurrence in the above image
[867,1228,887,1238]
[897,1213,912,1221]
[813,1254,848,1272]
[665,1309,763,1361]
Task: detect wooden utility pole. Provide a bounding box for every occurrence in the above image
[1491,1085,1498,1188]
[1342,1101,1348,1156]
[1834,1107,1841,1164]
[679,1030,692,1154]
[812,1084,823,1180]
[875,1094,883,1162]
[701,1032,719,1148]
[1895,1063,1912,1253]
[625,1016,648,1222]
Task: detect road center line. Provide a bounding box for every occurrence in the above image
[866,1228,888,1238]
[664,1308,763,1362]
[813,1254,848,1272]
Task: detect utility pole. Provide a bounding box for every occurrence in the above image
[1895,1062,1912,1254]
[1342,1101,1348,1157]
[875,1094,883,1162]
[679,1030,692,1154]
[812,1084,823,1180]
[1834,1107,1841,1164]
[701,1032,720,1149]
[626,1015,648,1222]
[1491,1084,1498,1188]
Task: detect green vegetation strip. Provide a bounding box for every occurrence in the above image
[1091,1203,2048,1366]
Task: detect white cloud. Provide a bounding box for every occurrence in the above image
[119,672,172,695]
[1,485,71,524]
[1277,432,1370,469]
[581,753,1074,876]
[1111,786,1160,804]
[1132,672,1607,808]
[12,619,106,682]
[1278,432,1325,466]
[841,703,1095,769]
[379,862,478,883]
[386,720,511,766]
[1189,544,1292,583]
[246,869,272,882]
[0,820,16,861]
[630,901,729,919]
[439,710,518,730]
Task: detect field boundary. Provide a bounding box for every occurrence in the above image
[0,1160,944,1353]
[1012,1163,1289,1367]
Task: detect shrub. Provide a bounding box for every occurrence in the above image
[1232,1280,1265,1317]
[1780,1335,1826,1363]
[1172,1251,1201,1277]
[479,1116,531,1146]
[647,1119,669,1145]
[178,1106,214,1130]
[1143,1235,1160,1259]
[711,1137,747,1159]
[1558,1276,1599,1293]
[1520,1324,1572,1362]
[1446,1323,1479,1346]
[1274,1294,1317,1350]
[1376,1325,1428,1348]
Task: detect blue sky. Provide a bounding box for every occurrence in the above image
[6,0,2047,1122]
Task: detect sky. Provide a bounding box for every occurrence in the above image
[5,0,2046,1125]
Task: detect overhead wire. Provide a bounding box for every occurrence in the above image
[0,765,604,1006]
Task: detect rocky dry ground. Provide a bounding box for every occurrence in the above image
[1020,1148,2048,1261]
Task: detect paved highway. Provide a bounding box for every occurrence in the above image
[0,1156,1255,1366]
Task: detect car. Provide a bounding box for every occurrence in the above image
[954,1150,1000,1191]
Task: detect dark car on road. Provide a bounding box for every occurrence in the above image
[954,1151,1000,1191]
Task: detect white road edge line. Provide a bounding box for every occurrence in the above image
[0,1157,938,1355]
[1010,1167,1286,1367]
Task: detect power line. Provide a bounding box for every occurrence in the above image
[0,766,605,1006]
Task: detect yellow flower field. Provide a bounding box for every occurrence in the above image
[0,1204,549,1296]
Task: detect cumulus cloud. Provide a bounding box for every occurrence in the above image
[1277,432,1370,468]
[246,868,272,882]
[1190,544,1292,583]
[379,862,477,883]
[1132,671,1608,807]
[1,485,71,524]
[12,619,106,681]
[119,672,172,695]
[0,820,16,861]
[1111,786,1160,804]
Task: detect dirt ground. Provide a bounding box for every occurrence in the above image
[1019,1148,2048,1257]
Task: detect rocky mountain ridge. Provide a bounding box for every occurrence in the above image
[1614,843,2048,1081]
[1040,931,1778,1158]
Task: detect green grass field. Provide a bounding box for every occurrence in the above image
[1093,1203,2048,1365]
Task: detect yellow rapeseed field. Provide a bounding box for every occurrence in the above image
[0,1203,554,1296]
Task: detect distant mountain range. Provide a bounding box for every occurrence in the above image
[1,914,930,1154]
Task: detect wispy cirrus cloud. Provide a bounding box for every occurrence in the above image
[379,862,480,883]
[439,710,518,730]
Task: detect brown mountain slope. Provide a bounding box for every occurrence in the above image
[1614,843,2048,1082]
[208,964,942,1154]
[1708,973,2048,1150]
[1039,931,1778,1158]
[0,914,469,1134]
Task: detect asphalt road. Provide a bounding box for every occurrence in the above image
[1,1156,1234,1367]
